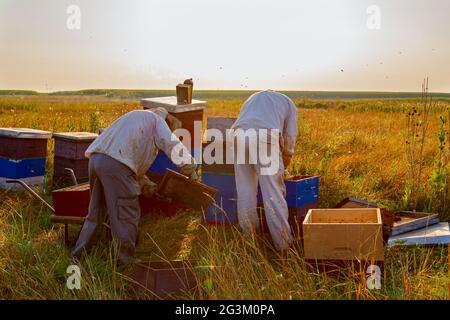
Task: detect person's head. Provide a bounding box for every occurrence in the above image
[152,107,182,131]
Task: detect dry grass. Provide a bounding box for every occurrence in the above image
[0,94,449,299]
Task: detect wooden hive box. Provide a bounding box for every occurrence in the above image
[133,260,197,299]
[0,127,51,159]
[201,172,238,225]
[52,183,90,217]
[303,208,384,262]
[141,96,206,147]
[53,132,97,160]
[133,260,217,299]
[0,128,50,188]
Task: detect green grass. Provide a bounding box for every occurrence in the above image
[0,93,449,299]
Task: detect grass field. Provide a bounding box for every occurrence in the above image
[0,93,449,299]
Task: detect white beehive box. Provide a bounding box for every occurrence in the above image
[302,208,384,262]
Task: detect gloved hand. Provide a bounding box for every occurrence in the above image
[141,180,158,198]
[180,164,200,181]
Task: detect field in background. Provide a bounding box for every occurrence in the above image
[0,93,449,299]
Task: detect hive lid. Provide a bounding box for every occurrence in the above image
[0,128,52,139]
[53,132,98,141]
[141,96,207,113]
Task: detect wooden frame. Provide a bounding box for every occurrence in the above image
[391,211,439,236]
[303,208,384,261]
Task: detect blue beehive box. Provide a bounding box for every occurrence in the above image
[202,172,238,225]
[0,128,51,189]
[258,175,319,208]
[149,148,201,174]
[0,157,46,179]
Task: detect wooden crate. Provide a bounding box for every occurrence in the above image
[257,175,319,207]
[52,183,90,217]
[133,260,210,299]
[53,132,97,160]
[303,208,384,262]
[0,137,48,159]
[141,96,206,148]
[53,157,89,180]
[201,172,237,225]
[158,169,217,212]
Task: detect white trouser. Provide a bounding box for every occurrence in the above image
[233,135,293,251]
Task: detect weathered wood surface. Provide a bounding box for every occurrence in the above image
[388,222,450,246]
[391,211,440,236]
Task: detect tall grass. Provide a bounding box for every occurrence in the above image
[0,94,449,299]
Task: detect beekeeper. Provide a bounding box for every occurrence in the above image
[71,108,198,263]
[231,90,298,251]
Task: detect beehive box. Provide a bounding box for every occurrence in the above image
[0,128,50,189]
[202,172,237,225]
[53,132,97,159]
[202,141,234,175]
[53,157,89,184]
[141,96,206,147]
[303,208,384,262]
[52,183,90,217]
[133,260,197,299]
[257,175,319,208]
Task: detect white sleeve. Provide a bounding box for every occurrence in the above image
[282,99,298,156]
[154,116,196,167]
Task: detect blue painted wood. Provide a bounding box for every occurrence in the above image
[202,172,237,224]
[258,175,320,208]
[148,148,201,174]
[0,157,46,179]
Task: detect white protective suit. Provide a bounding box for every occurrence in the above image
[72,108,195,262]
[85,108,193,188]
[232,90,298,251]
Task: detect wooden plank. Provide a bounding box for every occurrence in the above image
[50,215,85,225]
[388,222,450,246]
[391,211,440,236]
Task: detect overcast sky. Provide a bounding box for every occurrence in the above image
[0,0,449,92]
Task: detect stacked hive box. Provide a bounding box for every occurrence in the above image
[0,128,51,189]
[53,132,98,185]
[141,96,206,175]
[140,97,206,215]
[202,118,238,224]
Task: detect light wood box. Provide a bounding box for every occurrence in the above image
[303,208,384,261]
